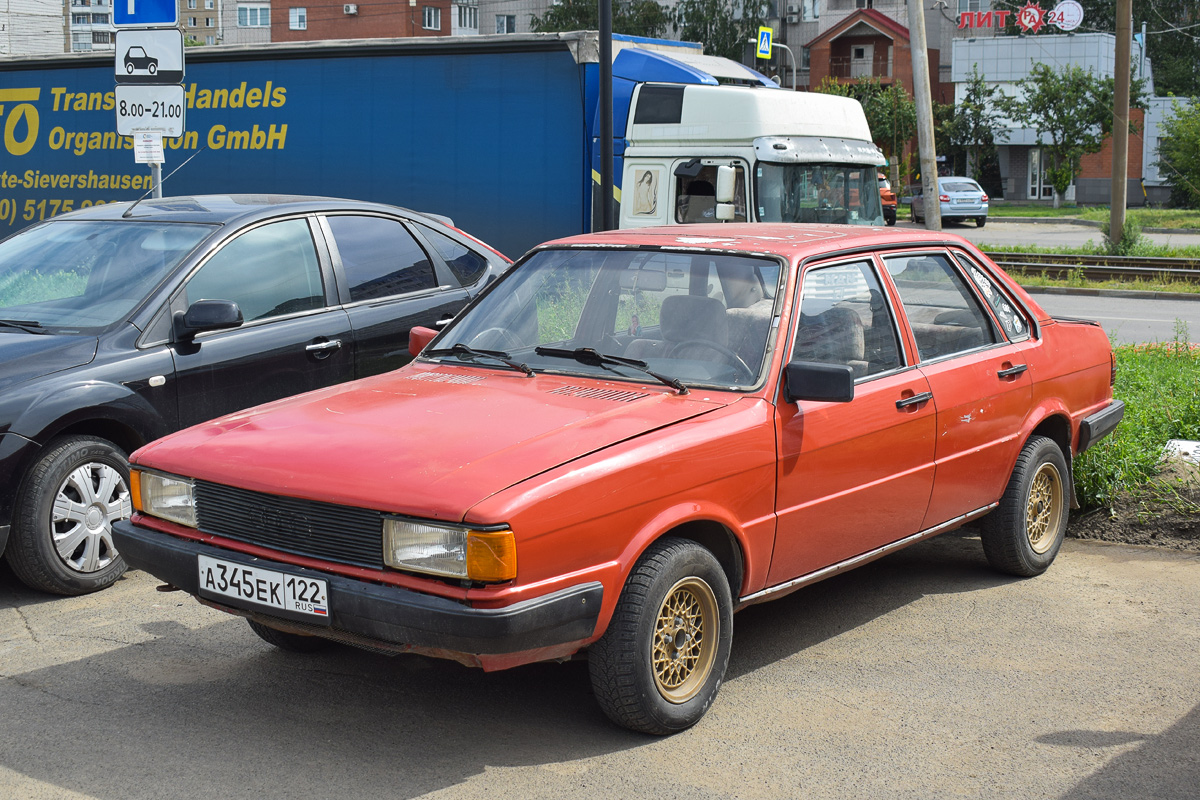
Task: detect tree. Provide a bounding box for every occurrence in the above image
[1000,63,1119,207]
[814,77,916,167]
[942,65,1008,182]
[530,0,672,38]
[1076,0,1200,97]
[673,0,770,62]
[1156,98,1200,208]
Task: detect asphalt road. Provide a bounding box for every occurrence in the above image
[3,533,1199,800]
[1025,291,1200,345]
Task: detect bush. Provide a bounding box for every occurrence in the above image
[1101,217,1146,255]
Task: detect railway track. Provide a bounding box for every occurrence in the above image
[984,252,1200,283]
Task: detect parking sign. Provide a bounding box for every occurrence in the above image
[114,0,179,28]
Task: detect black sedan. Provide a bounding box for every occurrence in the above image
[0,195,509,595]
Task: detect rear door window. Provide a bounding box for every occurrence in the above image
[884,253,998,361]
[327,215,437,302]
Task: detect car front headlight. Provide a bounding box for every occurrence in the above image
[383,518,516,583]
[130,469,197,528]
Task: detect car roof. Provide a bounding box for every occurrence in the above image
[52,194,444,228]
[538,224,978,262]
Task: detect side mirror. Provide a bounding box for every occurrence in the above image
[715,203,736,221]
[715,165,736,204]
[173,299,243,340]
[783,361,855,404]
[408,325,438,357]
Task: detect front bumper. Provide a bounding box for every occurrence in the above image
[1078,399,1125,454]
[112,521,602,657]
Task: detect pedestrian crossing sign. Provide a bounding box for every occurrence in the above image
[756,27,773,59]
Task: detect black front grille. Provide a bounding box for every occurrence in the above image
[195,481,385,569]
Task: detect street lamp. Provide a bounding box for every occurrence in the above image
[748,39,797,90]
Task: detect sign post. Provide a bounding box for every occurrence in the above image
[112,1,183,198]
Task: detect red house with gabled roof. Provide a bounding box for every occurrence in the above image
[805,8,952,104]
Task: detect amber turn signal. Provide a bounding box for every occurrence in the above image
[466,530,517,583]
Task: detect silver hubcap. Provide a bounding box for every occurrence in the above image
[51,463,130,573]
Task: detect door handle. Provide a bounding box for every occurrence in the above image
[896,391,933,409]
[305,339,342,354]
[998,364,1028,378]
[434,317,453,328]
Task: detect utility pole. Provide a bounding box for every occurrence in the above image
[906,0,940,230]
[1110,0,1133,246]
[599,0,614,231]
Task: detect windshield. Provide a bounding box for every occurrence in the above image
[430,248,783,391]
[0,220,214,332]
[755,163,884,225]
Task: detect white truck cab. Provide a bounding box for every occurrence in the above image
[618,82,887,229]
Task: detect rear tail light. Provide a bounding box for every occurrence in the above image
[939,194,949,202]
[1110,351,1117,386]
[981,193,989,202]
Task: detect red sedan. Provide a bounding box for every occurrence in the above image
[113,224,1122,735]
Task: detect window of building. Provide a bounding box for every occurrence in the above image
[71,0,90,7]
[91,13,109,23]
[800,46,811,70]
[239,5,270,26]
[92,31,111,43]
[72,14,90,24]
[206,35,215,45]
[72,32,92,51]
[802,0,819,21]
[187,0,196,8]
[958,0,990,11]
[205,17,214,26]
[206,0,215,7]
[422,6,441,30]
[457,4,477,28]
[856,0,872,8]
[496,14,515,33]
[289,7,307,29]
[187,16,197,26]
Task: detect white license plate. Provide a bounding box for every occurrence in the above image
[198,555,330,620]
[952,198,975,204]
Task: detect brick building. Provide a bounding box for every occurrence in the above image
[270,0,456,41]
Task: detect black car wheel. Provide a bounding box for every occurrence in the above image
[7,436,130,595]
[248,619,332,653]
[980,436,1068,577]
[589,538,733,735]
[977,217,987,227]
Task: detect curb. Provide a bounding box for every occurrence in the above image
[1020,285,1200,302]
[991,216,1200,235]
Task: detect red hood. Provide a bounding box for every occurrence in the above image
[133,363,730,521]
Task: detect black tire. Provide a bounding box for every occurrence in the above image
[6,436,130,596]
[976,217,987,227]
[980,436,1069,577]
[247,619,332,653]
[885,214,896,227]
[588,538,733,735]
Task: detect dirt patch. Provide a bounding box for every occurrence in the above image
[1070,459,1200,552]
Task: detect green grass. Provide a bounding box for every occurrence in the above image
[1073,325,1200,510]
[984,241,1200,259]
[987,204,1200,230]
[1011,270,1200,295]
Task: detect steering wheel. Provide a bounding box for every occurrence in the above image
[469,327,524,351]
[667,339,755,383]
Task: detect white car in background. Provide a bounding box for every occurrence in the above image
[911,177,989,227]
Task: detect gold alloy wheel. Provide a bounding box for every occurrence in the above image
[1026,462,1064,554]
[651,576,719,704]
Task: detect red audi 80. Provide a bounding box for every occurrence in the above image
[113,224,1123,735]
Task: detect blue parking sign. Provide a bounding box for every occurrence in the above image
[114,0,179,28]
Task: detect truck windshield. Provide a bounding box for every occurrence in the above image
[755,163,884,225]
[0,220,213,332]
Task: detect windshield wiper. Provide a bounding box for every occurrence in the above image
[534,347,689,395]
[426,342,534,377]
[0,319,48,335]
